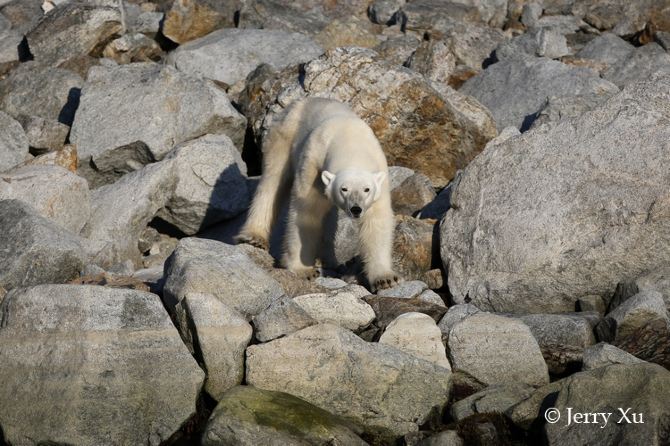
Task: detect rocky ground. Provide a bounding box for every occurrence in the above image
[1,0,670,445]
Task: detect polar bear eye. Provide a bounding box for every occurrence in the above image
[341,187,348,192]
[364,188,370,193]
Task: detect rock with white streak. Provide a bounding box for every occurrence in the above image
[293,289,376,332]
[380,312,450,370]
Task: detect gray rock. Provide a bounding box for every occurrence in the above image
[460,57,620,130]
[399,0,481,36]
[418,183,452,220]
[369,0,404,24]
[0,27,20,70]
[202,386,367,446]
[102,32,163,64]
[0,0,42,35]
[391,172,437,216]
[0,111,28,171]
[380,312,451,370]
[442,73,670,313]
[0,284,204,446]
[378,280,445,307]
[373,33,420,66]
[71,63,246,184]
[157,134,249,235]
[388,165,416,190]
[131,10,163,35]
[161,0,240,44]
[603,42,670,88]
[314,276,349,289]
[605,290,668,341]
[530,92,619,129]
[26,3,122,67]
[0,164,90,232]
[452,0,507,27]
[168,28,323,86]
[17,115,70,152]
[407,39,456,85]
[251,295,316,342]
[82,161,176,266]
[437,303,481,338]
[657,31,670,51]
[496,27,570,61]
[293,289,376,332]
[448,313,549,387]
[418,430,463,446]
[246,324,452,440]
[0,62,84,125]
[582,342,645,371]
[577,295,608,314]
[450,383,535,421]
[545,363,670,446]
[163,237,284,320]
[635,268,670,309]
[174,293,252,400]
[520,2,542,27]
[575,32,635,67]
[519,313,597,374]
[0,200,87,290]
[442,22,507,73]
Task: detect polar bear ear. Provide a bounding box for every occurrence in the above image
[321,170,335,187]
[373,171,386,200]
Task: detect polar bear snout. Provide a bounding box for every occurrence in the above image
[350,205,362,218]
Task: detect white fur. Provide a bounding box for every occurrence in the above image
[237,98,398,289]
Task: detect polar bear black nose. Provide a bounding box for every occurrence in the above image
[351,206,362,217]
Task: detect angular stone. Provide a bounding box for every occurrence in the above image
[380,312,451,370]
[202,386,367,446]
[0,0,43,35]
[374,33,420,66]
[407,39,456,85]
[448,313,549,387]
[450,383,535,421]
[0,164,90,233]
[20,144,77,172]
[157,134,249,235]
[369,0,404,25]
[437,303,481,339]
[102,33,163,64]
[635,268,670,309]
[461,57,620,130]
[17,115,69,153]
[71,63,246,184]
[530,92,619,129]
[363,295,447,332]
[399,0,481,36]
[377,280,445,307]
[442,73,670,313]
[605,290,669,341]
[0,111,28,171]
[174,293,252,400]
[246,324,452,440]
[163,237,284,319]
[0,28,21,74]
[251,295,316,342]
[162,0,241,44]
[0,284,204,446]
[582,342,645,371]
[392,216,438,282]
[603,42,670,88]
[575,32,635,67]
[26,3,122,67]
[293,289,375,332]
[391,172,437,216]
[0,200,87,290]
[168,28,323,87]
[314,16,382,50]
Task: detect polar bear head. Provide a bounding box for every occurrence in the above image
[321,169,386,219]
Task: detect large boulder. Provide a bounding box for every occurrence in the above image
[71,63,246,185]
[163,237,284,319]
[0,285,205,446]
[292,288,375,332]
[0,200,88,290]
[157,134,249,235]
[0,111,28,171]
[441,73,670,313]
[246,324,452,440]
[460,58,620,130]
[0,165,90,233]
[162,0,241,44]
[168,28,323,86]
[603,42,670,88]
[240,47,496,187]
[202,386,367,446]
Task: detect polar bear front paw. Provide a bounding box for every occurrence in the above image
[372,273,402,292]
[293,267,321,281]
[235,233,269,251]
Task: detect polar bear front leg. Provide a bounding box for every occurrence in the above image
[359,198,401,291]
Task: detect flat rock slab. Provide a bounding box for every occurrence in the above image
[0,284,204,446]
[0,111,28,172]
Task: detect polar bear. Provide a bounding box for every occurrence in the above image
[236,98,400,291]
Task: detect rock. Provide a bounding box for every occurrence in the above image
[418,430,463,446]
[441,73,670,313]
[577,294,608,314]
[657,30,670,51]
[450,383,535,421]
[388,165,416,190]
[392,215,438,282]
[582,342,645,371]
[82,161,176,266]
[407,40,456,85]
[441,22,507,75]
[437,304,481,339]
[102,33,163,64]
[368,0,404,24]
[157,134,249,235]
[604,290,669,341]
[0,111,28,171]
[162,0,241,44]
[418,183,452,220]
[240,47,496,187]
[377,280,445,307]
[0,0,44,35]
[71,63,246,185]
[519,313,597,374]
[454,0,507,27]
[0,62,84,126]
[17,115,69,153]
[380,312,451,370]
[612,318,670,370]
[174,293,252,400]
[293,289,375,332]
[575,32,635,67]
[0,284,204,446]
[20,144,78,172]
[530,92,619,129]
[398,0,481,36]
[314,276,349,289]
[574,0,670,35]
[635,268,670,309]
[603,42,670,88]
[0,165,90,233]
[131,10,163,35]
[314,16,382,50]
[496,28,570,60]
[26,3,122,67]
[363,294,447,335]
[545,363,670,446]
[460,57,619,130]
[202,386,367,446]
[251,295,316,342]
[448,313,549,387]
[0,28,21,74]
[163,237,284,319]
[0,200,88,290]
[246,324,452,440]
[373,33,420,66]
[520,2,542,27]
[392,173,436,216]
[168,28,323,87]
